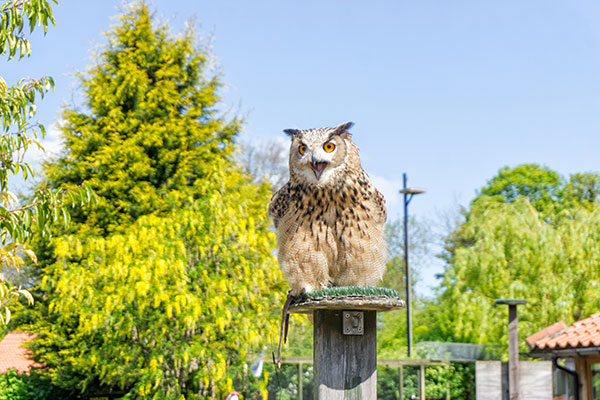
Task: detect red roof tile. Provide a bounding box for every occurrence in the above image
[525,321,566,349]
[0,332,39,374]
[527,312,600,352]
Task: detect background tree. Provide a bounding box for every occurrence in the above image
[238,139,289,191]
[32,174,283,398]
[24,3,285,398]
[431,164,600,353]
[377,216,435,357]
[0,0,92,324]
[477,163,564,213]
[380,217,433,293]
[564,172,600,209]
[42,5,238,236]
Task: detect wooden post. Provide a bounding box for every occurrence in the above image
[288,293,404,400]
[399,365,403,400]
[419,364,426,400]
[298,362,303,400]
[508,305,519,400]
[314,309,377,399]
[495,299,527,400]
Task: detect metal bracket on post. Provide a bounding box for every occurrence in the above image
[342,311,364,335]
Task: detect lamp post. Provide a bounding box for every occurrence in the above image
[399,173,425,358]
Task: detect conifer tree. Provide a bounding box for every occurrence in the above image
[43,3,238,235]
[27,3,285,398]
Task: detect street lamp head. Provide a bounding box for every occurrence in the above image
[399,187,426,195]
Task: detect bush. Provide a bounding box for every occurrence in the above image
[377,363,475,400]
[0,369,72,400]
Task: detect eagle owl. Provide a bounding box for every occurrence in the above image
[268,122,387,295]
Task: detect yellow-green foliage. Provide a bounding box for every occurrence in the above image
[43,2,237,236]
[437,197,600,354]
[25,3,286,398]
[35,170,284,398]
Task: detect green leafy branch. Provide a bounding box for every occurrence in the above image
[0,0,93,325]
[0,0,56,60]
[0,74,55,195]
[0,184,96,243]
[1,76,54,130]
[0,184,95,324]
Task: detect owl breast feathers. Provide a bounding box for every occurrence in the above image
[268,122,387,295]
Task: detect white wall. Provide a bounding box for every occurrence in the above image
[476,360,553,400]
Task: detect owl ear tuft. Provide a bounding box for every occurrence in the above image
[283,128,302,138]
[332,122,354,136]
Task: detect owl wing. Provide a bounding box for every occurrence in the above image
[268,183,291,229]
[373,187,387,225]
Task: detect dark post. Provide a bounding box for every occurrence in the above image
[495,299,527,400]
[402,174,412,357]
[399,173,425,357]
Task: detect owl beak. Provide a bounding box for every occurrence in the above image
[310,161,328,179]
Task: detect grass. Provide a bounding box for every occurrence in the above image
[293,286,401,302]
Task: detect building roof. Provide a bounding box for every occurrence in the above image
[527,312,600,356]
[0,332,39,374]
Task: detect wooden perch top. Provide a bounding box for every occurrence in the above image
[289,297,405,314]
[288,286,405,314]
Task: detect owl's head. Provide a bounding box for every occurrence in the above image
[283,122,360,185]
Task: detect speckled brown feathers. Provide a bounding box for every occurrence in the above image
[268,122,387,295]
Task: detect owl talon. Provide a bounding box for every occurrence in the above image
[276,291,294,368]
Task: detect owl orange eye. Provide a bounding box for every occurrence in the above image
[323,142,336,153]
[298,144,306,155]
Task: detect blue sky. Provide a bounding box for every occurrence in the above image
[5,1,600,294]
